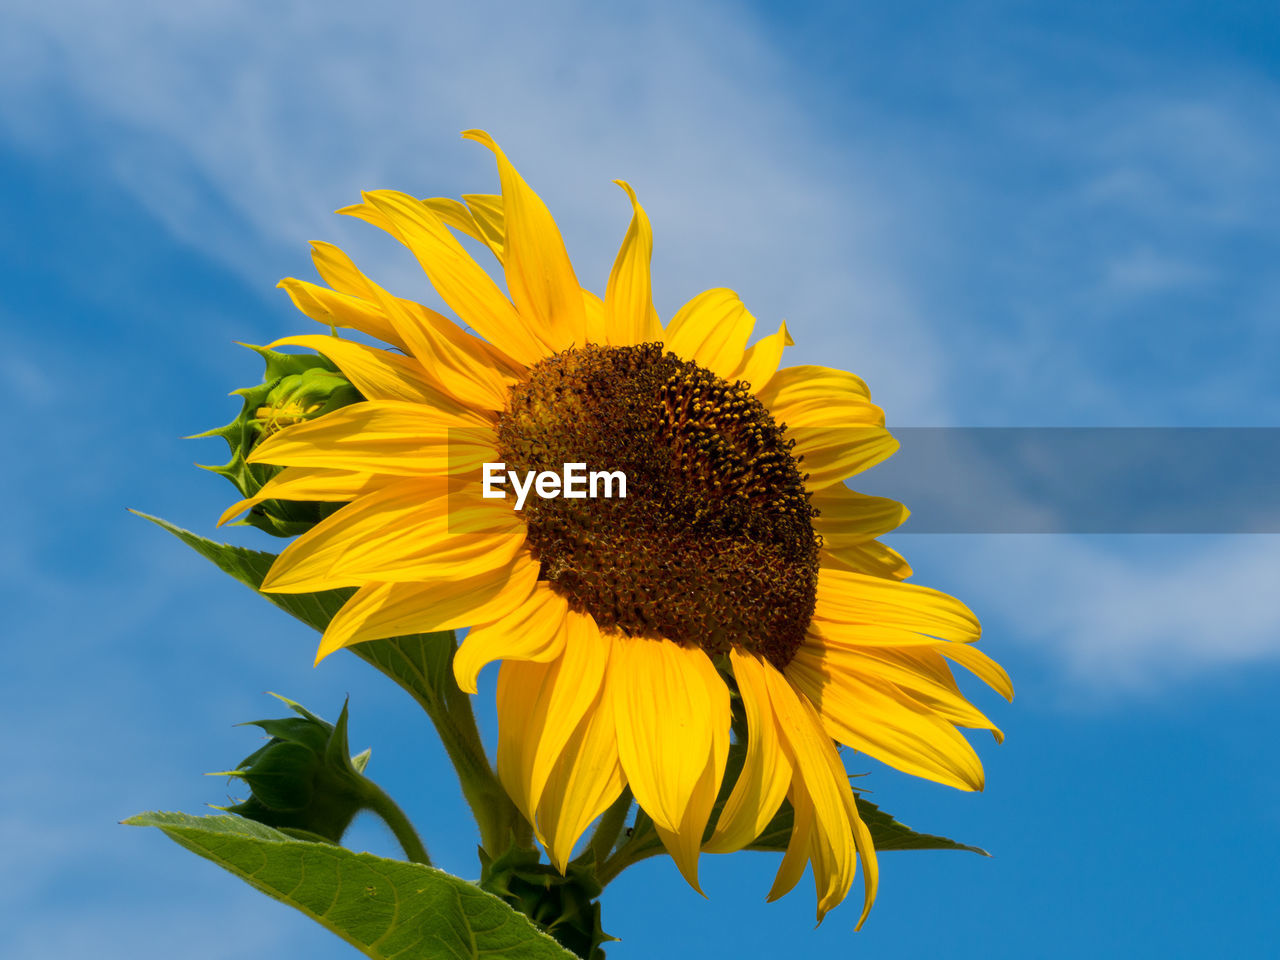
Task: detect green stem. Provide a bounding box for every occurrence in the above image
[352,632,529,858]
[439,668,532,854]
[597,841,665,887]
[596,807,666,886]
[586,787,633,867]
[362,780,431,866]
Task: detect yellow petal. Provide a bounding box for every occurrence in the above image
[727,320,793,393]
[756,365,895,486]
[846,786,879,931]
[417,195,505,262]
[787,649,986,791]
[278,275,407,352]
[705,649,793,854]
[420,196,486,246]
[495,659,555,821]
[756,365,875,422]
[582,289,608,345]
[246,400,497,477]
[935,641,1015,702]
[267,335,469,412]
[811,484,909,547]
[287,261,525,385]
[611,636,730,839]
[496,611,610,820]
[604,181,661,346]
[425,191,608,347]
[899,688,1005,744]
[759,665,860,922]
[653,727,726,894]
[315,552,540,662]
[813,567,981,644]
[536,631,628,872]
[806,619,946,649]
[766,784,815,903]
[217,467,392,528]
[795,427,899,489]
[463,130,587,352]
[799,641,1004,743]
[453,582,572,694]
[665,288,755,381]
[822,542,914,581]
[305,237,519,410]
[397,301,528,407]
[261,479,524,593]
[355,189,552,366]
[462,193,507,258]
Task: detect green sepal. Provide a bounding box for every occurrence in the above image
[479,844,616,960]
[193,343,363,537]
[214,695,370,844]
[351,748,372,774]
[237,716,329,755]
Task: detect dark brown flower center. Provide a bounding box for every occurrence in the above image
[496,343,817,668]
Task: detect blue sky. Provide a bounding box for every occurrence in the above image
[2,1,1278,956]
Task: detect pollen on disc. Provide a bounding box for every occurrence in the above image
[496,343,818,668]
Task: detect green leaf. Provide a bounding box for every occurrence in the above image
[608,743,986,875]
[126,811,576,960]
[749,794,989,856]
[132,512,456,715]
[730,736,988,855]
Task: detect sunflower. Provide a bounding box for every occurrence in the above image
[220,130,1012,926]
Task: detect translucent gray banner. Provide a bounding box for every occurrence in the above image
[853,428,1280,533]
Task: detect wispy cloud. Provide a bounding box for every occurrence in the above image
[907,534,1280,693]
[4,0,1279,695]
[954,85,1280,426]
[0,0,950,420]
[1101,247,1213,296]
[1074,94,1280,228]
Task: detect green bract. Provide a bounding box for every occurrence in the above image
[213,694,370,844]
[481,845,616,960]
[195,344,362,537]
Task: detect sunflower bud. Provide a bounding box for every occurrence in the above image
[194,344,362,537]
[212,694,371,844]
[480,846,616,960]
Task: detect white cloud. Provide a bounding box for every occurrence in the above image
[898,81,1280,428]
[0,0,948,421]
[1075,94,1280,228]
[1102,247,1213,296]
[905,534,1280,693]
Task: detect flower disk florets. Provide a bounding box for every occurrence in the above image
[497,343,819,667]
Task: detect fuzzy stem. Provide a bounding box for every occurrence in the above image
[350,632,529,858]
[597,841,666,887]
[361,780,431,866]
[440,668,532,853]
[596,807,667,887]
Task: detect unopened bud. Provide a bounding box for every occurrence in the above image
[193,344,362,537]
[211,694,369,843]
